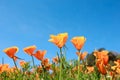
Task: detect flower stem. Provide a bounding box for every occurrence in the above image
[59,48,62,80]
[31,56,35,67]
[77,50,80,80]
[13,59,18,70]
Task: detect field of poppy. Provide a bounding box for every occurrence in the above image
[0,32,120,80]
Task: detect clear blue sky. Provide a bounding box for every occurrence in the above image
[0,0,120,66]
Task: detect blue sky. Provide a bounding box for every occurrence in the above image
[0,0,120,66]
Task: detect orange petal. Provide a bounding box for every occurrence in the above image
[33,50,46,61]
[76,52,81,57]
[49,33,68,48]
[52,56,59,64]
[3,46,18,58]
[71,36,86,50]
[23,45,36,56]
[96,60,107,75]
[41,58,49,66]
[80,52,88,60]
[19,60,26,67]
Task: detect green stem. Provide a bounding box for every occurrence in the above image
[77,50,80,80]
[13,59,18,70]
[59,48,62,80]
[31,56,35,67]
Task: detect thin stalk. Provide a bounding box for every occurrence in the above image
[59,48,62,80]
[13,59,18,70]
[31,56,35,67]
[77,50,80,80]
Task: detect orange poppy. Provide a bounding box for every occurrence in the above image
[3,46,19,61]
[96,59,107,75]
[45,63,51,71]
[23,45,36,56]
[109,71,114,77]
[111,59,120,74]
[116,59,120,64]
[48,33,68,48]
[86,66,94,73]
[19,60,27,67]
[71,36,86,50]
[33,50,46,61]
[41,58,51,70]
[36,65,43,73]
[8,66,20,73]
[41,58,49,66]
[52,56,59,64]
[94,50,109,65]
[0,64,9,73]
[76,51,87,60]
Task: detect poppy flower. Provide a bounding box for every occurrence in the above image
[94,50,109,65]
[71,36,86,50]
[96,59,107,75]
[19,60,27,67]
[0,64,9,73]
[76,51,87,60]
[41,58,49,66]
[52,56,59,64]
[3,46,19,61]
[23,45,36,56]
[36,65,43,73]
[86,66,94,73]
[45,63,51,71]
[9,66,20,73]
[48,33,68,48]
[33,50,46,61]
[111,59,120,74]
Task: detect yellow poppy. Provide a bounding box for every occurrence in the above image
[49,33,68,48]
[71,36,86,50]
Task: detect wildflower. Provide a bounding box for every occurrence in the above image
[33,50,46,61]
[48,33,68,48]
[76,51,87,60]
[71,36,86,50]
[94,50,109,65]
[41,58,49,66]
[8,66,20,73]
[111,59,120,74]
[0,64,9,73]
[19,60,27,68]
[45,64,51,70]
[23,45,36,56]
[36,66,43,73]
[3,46,19,61]
[41,58,51,71]
[86,66,94,73]
[52,56,59,64]
[96,59,107,75]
